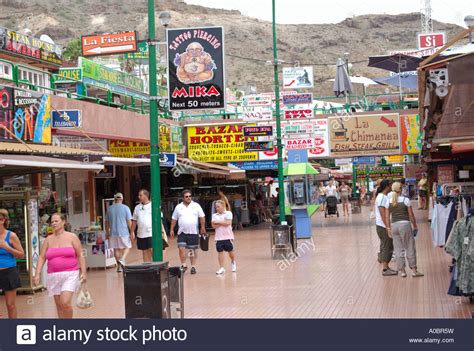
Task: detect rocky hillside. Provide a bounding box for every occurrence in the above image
[0,0,463,95]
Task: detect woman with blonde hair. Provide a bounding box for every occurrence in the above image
[0,209,25,318]
[34,213,87,318]
[388,182,423,278]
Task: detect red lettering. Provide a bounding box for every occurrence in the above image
[190,136,201,144]
[217,125,226,133]
[172,87,188,98]
[195,127,206,135]
[223,135,232,143]
[195,86,206,97]
[202,136,213,143]
[208,126,217,134]
[207,85,219,96]
[213,135,223,143]
[188,86,194,97]
[235,134,244,142]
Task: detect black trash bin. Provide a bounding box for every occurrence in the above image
[168,266,184,319]
[123,262,170,318]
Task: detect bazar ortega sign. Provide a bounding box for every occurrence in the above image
[0,86,51,144]
[167,27,225,111]
[0,27,62,66]
[329,113,400,157]
[187,124,258,163]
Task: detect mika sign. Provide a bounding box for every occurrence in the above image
[0,86,51,144]
[167,27,225,111]
[0,27,62,66]
[82,31,138,56]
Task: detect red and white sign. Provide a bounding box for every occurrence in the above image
[82,31,138,56]
[242,95,272,107]
[308,119,329,158]
[417,32,445,50]
[284,109,314,119]
[285,138,315,150]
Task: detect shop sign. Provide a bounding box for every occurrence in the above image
[386,155,405,164]
[52,135,108,153]
[284,121,314,135]
[109,140,150,158]
[352,156,376,165]
[284,138,314,150]
[167,26,225,111]
[124,41,149,61]
[242,108,273,121]
[335,158,353,166]
[170,125,183,154]
[82,31,138,56]
[308,119,329,158]
[51,110,82,129]
[242,95,272,107]
[284,109,313,119]
[400,114,422,154]
[243,126,273,137]
[96,165,116,178]
[418,32,445,50]
[0,86,51,144]
[79,57,144,92]
[282,66,314,89]
[229,160,278,170]
[159,152,177,167]
[282,93,313,105]
[437,165,455,184]
[187,124,257,163]
[52,68,82,83]
[329,114,400,157]
[356,166,404,179]
[0,27,62,66]
[244,141,274,152]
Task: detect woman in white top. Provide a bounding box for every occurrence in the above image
[388,182,423,278]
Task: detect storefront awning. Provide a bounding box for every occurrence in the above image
[0,154,105,171]
[102,156,246,178]
[0,142,109,156]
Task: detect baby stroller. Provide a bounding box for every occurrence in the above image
[325,196,339,217]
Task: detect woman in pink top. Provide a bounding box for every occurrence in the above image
[212,200,236,275]
[34,213,86,318]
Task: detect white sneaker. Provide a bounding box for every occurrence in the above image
[231,261,237,272]
[118,259,126,267]
[216,267,225,275]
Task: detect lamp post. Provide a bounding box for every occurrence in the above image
[147,0,171,262]
[271,0,285,223]
[465,15,474,43]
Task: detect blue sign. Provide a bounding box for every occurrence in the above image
[243,126,273,137]
[244,141,274,152]
[52,110,82,129]
[160,153,176,167]
[352,156,376,165]
[96,165,116,178]
[229,161,278,171]
[282,93,313,105]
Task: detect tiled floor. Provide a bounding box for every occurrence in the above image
[3,206,473,318]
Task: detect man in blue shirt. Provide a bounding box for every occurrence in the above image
[105,193,133,272]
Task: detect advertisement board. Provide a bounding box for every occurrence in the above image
[244,141,274,152]
[109,140,150,158]
[0,86,51,144]
[243,126,273,137]
[229,160,278,170]
[167,26,225,111]
[400,114,422,154]
[51,110,82,129]
[356,166,404,180]
[52,135,108,153]
[285,138,314,150]
[52,68,82,83]
[187,124,257,162]
[308,119,330,158]
[284,109,313,119]
[282,93,313,105]
[329,114,400,157]
[418,32,445,50]
[242,108,273,121]
[282,66,314,89]
[82,31,138,56]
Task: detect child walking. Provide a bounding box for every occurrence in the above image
[212,200,237,275]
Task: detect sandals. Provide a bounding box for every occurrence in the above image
[400,271,407,278]
[412,271,424,278]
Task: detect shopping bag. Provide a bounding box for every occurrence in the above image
[199,234,209,251]
[76,282,93,309]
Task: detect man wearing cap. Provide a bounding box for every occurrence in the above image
[105,193,133,272]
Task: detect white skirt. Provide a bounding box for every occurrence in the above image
[46,270,80,297]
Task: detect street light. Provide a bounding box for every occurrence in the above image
[271,0,285,223]
[464,15,474,43]
[148,1,171,262]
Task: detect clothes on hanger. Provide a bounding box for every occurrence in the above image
[431,198,454,247]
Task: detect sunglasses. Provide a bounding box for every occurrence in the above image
[184,195,192,198]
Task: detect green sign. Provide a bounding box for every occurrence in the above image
[52,68,82,83]
[79,57,144,92]
[356,166,404,180]
[124,41,150,61]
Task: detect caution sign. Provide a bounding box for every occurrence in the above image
[187,124,258,163]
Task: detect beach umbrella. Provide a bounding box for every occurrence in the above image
[374,72,418,91]
[333,58,353,100]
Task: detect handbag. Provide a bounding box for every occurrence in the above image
[199,234,209,251]
[76,282,93,309]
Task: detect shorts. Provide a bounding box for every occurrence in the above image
[46,270,80,297]
[137,237,153,250]
[318,195,326,205]
[177,233,199,250]
[419,190,427,198]
[341,194,350,204]
[0,266,21,291]
[216,239,234,252]
[108,235,132,249]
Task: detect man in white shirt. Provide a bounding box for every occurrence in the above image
[170,190,206,274]
[326,180,338,197]
[131,189,153,262]
[374,179,397,276]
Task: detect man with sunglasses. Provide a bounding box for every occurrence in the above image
[170,190,206,274]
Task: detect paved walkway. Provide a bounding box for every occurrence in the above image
[3,206,473,318]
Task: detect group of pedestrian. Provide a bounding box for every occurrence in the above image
[374,179,424,278]
[317,179,353,216]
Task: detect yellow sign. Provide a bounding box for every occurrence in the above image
[329,114,400,157]
[109,140,149,158]
[387,155,404,164]
[187,124,258,163]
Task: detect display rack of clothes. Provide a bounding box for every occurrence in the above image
[431,195,470,247]
[445,210,474,298]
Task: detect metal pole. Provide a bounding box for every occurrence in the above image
[352,161,357,198]
[148,0,163,262]
[272,0,285,223]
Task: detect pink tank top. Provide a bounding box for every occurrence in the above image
[45,247,79,273]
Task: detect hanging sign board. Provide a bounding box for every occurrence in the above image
[282,93,313,105]
[243,126,273,137]
[244,141,274,152]
[282,66,314,88]
[82,31,138,56]
[284,109,314,119]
